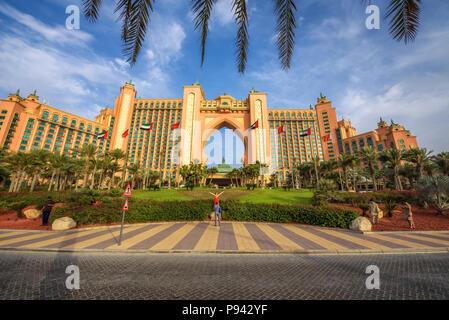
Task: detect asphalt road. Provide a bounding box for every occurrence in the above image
[0,251,448,300]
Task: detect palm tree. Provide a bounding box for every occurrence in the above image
[108,149,126,190]
[379,148,405,190]
[78,144,98,188]
[406,147,433,179]
[7,151,30,193]
[127,161,141,189]
[337,153,358,191]
[28,149,50,192]
[358,146,379,191]
[82,0,422,73]
[432,152,449,176]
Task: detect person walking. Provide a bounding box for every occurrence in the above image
[369,199,380,224]
[41,196,55,226]
[403,202,415,229]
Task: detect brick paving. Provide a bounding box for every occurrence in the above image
[0,251,448,299]
[0,222,449,253]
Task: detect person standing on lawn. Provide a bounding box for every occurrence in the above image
[209,191,224,227]
[209,191,224,206]
[41,196,55,226]
[403,202,415,229]
[369,199,380,224]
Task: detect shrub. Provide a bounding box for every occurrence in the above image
[221,200,358,228]
[106,188,123,197]
[383,199,398,218]
[312,179,337,206]
[66,189,101,206]
[51,199,359,229]
[246,183,256,190]
[329,191,418,206]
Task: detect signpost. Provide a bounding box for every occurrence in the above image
[118,183,132,246]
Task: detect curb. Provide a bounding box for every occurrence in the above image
[1,246,448,256]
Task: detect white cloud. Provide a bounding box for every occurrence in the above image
[213,0,234,26]
[0,2,93,46]
[145,21,186,66]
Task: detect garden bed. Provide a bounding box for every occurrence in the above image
[332,203,449,231]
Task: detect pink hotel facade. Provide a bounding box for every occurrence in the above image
[0,82,418,183]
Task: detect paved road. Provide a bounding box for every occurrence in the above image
[0,251,448,300]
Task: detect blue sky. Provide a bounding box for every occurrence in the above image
[0,0,448,154]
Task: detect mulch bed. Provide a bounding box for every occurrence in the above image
[0,211,50,230]
[332,203,449,231]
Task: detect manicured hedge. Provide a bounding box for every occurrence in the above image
[51,199,359,229]
[329,191,419,205]
[221,200,359,228]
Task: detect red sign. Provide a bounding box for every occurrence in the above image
[123,183,132,197]
[123,197,129,211]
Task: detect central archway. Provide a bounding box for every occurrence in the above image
[202,117,248,166]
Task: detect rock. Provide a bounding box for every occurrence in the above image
[52,217,76,231]
[23,208,42,219]
[350,217,372,232]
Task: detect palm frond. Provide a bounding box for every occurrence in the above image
[115,0,133,42]
[192,0,217,67]
[386,0,421,44]
[115,0,155,65]
[232,0,249,73]
[274,0,297,70]
[82,0,103,22]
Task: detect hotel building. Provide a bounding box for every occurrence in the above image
[0,82,418,183]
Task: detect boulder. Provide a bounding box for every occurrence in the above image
[350,217,372,232]
[52,217,76,231]
[23,207,42,220]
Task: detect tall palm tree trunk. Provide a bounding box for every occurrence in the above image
[90,165,97,190]
[30,173,39,192]
[108,170,116,190]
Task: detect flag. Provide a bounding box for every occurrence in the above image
[278,125,284,134]
[299,127,311,137]
[140,123,153,130]
[249,120,258,130]
[322,133,331,142]
[171,122,180,130]
[122,129,129,138]
[96,130,108,139]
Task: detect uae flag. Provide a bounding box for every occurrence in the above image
[249,120,258,130]
[171,122,180,130]
[96,130,108,139]
[140,123,153,130]
[122,129,129,138]
[278,125,284,135]
[299,127,311,137]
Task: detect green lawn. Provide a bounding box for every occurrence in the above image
[238,189,313,205]
[132,187,313,205]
